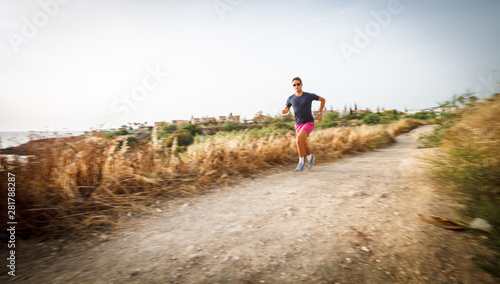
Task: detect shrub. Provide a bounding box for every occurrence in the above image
[363,113,380,125]
[162,124,178,132]
[105,129,128,138]
[181,123,202,136]
[127,136,139,145]
[164,130,194,147]
[318,112,340,129]
[344,114,360,120]
[223,121,239,132]
[412,111,435,120]
[272,122,294,130]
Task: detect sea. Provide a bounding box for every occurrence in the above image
[0,131,86,150]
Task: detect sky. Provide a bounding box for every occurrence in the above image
[1,0,499,132]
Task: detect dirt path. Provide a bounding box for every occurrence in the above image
[2,125,497,283]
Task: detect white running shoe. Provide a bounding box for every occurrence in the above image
[307,155,315,170]
[294,162,305,172]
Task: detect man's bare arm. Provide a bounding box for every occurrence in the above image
[282,106,290,115]
[316,97,326,122]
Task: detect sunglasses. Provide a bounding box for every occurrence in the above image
[293,83,301,87]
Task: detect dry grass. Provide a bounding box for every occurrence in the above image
[0,119,421,236]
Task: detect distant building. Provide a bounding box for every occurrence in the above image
[216,115,240,123]
[326,109,349,118]
[191,117,217,124]
[216,116,228,122]
[172,120,190,125]
[406,107,442,115]
[138,125,153,131]
[155,121,171,127]
[191,117,202,124]
[228,115,240,122]
[253,114,269,123]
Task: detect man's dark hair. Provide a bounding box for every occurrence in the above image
[292,77,302,84]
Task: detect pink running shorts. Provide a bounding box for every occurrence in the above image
[295,122,315,137]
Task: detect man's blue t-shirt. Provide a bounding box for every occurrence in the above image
[286,92,320,125]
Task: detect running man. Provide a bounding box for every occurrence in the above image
[282,77,326,172]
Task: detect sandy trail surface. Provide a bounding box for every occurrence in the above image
[2,125,497,283]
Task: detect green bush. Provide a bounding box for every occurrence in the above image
[363,113,380,125]
[164,130,194,147]
[272,122,294,130]
[176,146,187,153]
[223,121,240,132]
[409,111,436,120]
[181,123,202,136]
[157,131,171,140]
[127,136,139,145]
[325,112,339,121]
[105,129,128,138]
[162,124,178,132]
[344,114,360,120]
[317,112,340,129]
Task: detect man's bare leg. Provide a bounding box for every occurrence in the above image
[295,130,309,171]
[298,130,315,170]
[296,130,309,158]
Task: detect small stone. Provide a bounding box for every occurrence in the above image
[155,208,163,213]
[99,235,109,242]
[228,226,244,233]
[127,212,132,217]
[469,218,493,232]
[345,258,352,263]
[361,246,370,252]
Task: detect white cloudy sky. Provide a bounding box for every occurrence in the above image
[1,0,499,131]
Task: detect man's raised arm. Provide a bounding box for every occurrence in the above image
[316,97,326,122]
